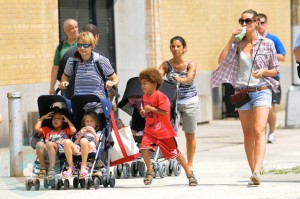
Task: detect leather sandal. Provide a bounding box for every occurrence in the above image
[37,167,47,179]
[143,170,153,185]
[187,172,198,186]
[47,168,56,180]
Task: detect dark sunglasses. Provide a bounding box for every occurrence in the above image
[77,43,91,48]
[238,18,254,25]
[259,21,266,25]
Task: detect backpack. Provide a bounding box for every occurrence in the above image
[67,52,109,99]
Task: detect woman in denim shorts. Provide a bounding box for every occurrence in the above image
[211,9,279,186]
[158,36,199,173]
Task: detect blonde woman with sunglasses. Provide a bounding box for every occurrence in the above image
[211,9,279,186]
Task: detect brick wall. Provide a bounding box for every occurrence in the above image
[0,0,59,86]
[155,0,291,71]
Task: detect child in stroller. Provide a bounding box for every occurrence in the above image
[62,110,104,180]
[25,95,76,191]
[116,76,181,179]
[67,94,116,189]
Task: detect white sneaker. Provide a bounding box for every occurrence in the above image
[268,133,276,144]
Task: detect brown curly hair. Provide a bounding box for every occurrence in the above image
[139,67,163,89]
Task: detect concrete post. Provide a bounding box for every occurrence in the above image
[7,92,23,177]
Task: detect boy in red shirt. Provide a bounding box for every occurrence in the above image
[139,67,197,186]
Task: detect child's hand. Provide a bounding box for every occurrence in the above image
[43,112,54,120]
[86,126,96,134]
[62,115,69,123]
[140,105,146,117]
[143,105,153,113]
[80,127,87,136]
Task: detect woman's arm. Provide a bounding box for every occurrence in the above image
[106,73,119,89]
[174,61,197,84]
[157,61,168,77]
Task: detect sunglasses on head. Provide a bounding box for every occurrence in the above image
[238,18,254,25]
[77,43,91,48]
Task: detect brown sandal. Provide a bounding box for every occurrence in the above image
[37,168,46,179]
[187,172,198,186]
[143,170,153,185]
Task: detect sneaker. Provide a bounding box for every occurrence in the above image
[268,133,276,144]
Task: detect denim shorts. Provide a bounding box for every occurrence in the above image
[237,89,272,111]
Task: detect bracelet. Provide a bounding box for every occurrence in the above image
[37,118,43,122]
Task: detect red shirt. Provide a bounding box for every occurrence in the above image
[41,127,70,143]
[143,90,176,139]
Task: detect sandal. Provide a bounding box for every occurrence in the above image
[250,172,260,185]
[37,168,47,179]
[143,170,153,185]
[47,168,56,180]
[79,166,89,179]
[62,166,75,179]
[187,172,198,186]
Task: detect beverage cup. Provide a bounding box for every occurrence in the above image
[235,27,246,42]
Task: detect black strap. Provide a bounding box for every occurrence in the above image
[95,60,109,98]
[58,41,64,53]
[246,39,263,90]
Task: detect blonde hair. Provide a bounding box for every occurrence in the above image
[77,31,96,49]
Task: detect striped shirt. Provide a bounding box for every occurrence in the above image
[210,34,280,92]
[64,52,115,99]
[166,61,198,101]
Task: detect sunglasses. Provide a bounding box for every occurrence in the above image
[77,43,91,48]
[259,21,266,25]
[238,18,254,25]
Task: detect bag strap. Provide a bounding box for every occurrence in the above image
[246,39,263,90]
[110,112,128,157]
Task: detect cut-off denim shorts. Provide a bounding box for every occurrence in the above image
[237,88,272,111]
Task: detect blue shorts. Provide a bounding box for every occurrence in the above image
[237,89,272,111]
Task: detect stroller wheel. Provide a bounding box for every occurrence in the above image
[114,165,122,179]
[63,179,70,190]
[56,179,62,190]
[79,178,85,188]
[166,161,173,176]
[25,180,33,191]
[93,178,100,189]
[73,177,79,188]
[43,178,49,189]
[86,179,92,190]
[122,163,130,179]
[173,161,181,176]
[130,162,138,177]
[102,176,108,188]
[109,177,116,188]
[137,161,146,177]
[158,163,167,178]
[34,179,40,190]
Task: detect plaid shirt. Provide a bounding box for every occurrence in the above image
[210,34,280,92]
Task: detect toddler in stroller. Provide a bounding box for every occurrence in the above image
[117,76,181,179]
[64,94,116,189]
[25,95,76,191]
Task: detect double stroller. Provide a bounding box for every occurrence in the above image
[25,94,116,190]
[115,77,182,179]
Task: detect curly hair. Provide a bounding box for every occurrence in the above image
[139,67,163,89]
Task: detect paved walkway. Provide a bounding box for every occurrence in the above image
[0,111,299,198]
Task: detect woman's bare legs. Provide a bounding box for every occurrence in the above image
[239,107,269,174]
[185,133,196,171]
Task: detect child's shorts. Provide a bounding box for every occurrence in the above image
[140,133,181,159]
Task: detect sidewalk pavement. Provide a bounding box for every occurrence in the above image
[0,111,299,199]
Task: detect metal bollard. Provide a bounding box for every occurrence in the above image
[7,92,23,177]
